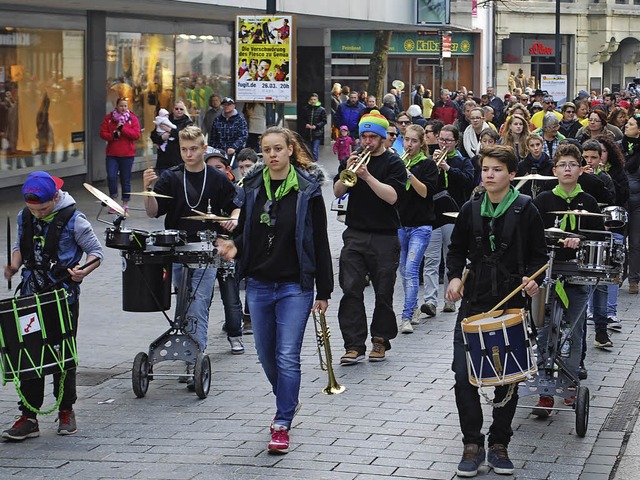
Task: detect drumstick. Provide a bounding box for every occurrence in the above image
[457,268,470,294]
[487,263,549,313]
[6,215,11,291]
[43,257,102,292]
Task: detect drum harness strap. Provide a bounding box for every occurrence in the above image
[468,194,530,408]
[19,205,77,297]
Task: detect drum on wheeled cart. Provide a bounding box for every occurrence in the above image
[104,226,216,399]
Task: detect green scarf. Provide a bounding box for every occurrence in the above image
[552,184,583,231]
[260,165,299,225]
[480,186,520,251]
[442,151,459,189]
[405,152,426,190]
[263,164,299,202]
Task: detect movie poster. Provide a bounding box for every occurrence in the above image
[236,15,294,103]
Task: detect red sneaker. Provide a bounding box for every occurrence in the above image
[532,395,554,418]
[268,425,289,454]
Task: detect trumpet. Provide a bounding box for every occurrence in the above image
[433,149,449,168]
[339,147,371,187]
[313,311,346,395]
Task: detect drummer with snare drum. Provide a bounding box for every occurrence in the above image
[3,171,103,441]
[445,145,548,477]
[142,126,241,373]
[532,143,606,411]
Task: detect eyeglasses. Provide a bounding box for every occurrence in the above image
[398,120,411,125]
[555,162,581,170]
[564,110,575,114]
[438,137,455,144]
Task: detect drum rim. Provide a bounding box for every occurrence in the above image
[461,308,525,332]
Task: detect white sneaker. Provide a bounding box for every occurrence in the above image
[607,316,622,331]
[400,319,414,334]
[410,308,421,325]
[228,336,245,355]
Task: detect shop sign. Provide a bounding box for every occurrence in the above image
[0,32,37,46]
[236,15,294,103]
[331,31,473,56]
[525,40,554,56]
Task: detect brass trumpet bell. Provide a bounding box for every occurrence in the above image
[313,311,345,395]
[339,149,371,187]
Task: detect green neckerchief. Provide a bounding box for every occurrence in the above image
[33,211,57,248]
[594,168,601,175]
[480,186,520,251]
[263,164,299,202]
[442,151,458,188]
[555,280,569,308]
[552,184,583,231]
[406,151,426,190]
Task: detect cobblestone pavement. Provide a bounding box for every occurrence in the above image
[0,148,638,479]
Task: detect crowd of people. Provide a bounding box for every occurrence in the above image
[4,80,640,479]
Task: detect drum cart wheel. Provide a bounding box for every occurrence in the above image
[575,385,589,437]
[132,352,151,398]
[193,353,211,399]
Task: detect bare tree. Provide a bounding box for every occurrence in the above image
[368,31,392,105]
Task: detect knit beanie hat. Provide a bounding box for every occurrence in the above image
[358,110,389,139]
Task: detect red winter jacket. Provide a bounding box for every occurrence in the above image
[430,99,459,126]
[99,112,141,157]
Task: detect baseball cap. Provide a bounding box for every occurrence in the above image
[339,125,349,131]
[221,97,235,104]
[532,101,543,110]
[204,147,228,164]
[22,171,64,204]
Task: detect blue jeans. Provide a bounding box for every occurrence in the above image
[398,226,432,319]
[172,264,217,352]
[246,279,314,430]
[308,139,321,161]
[423,223,454,306]
[217,268,243,338]
[106,155,134,202]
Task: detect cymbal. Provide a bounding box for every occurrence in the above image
[443,212,459,218]
[549,210,606,217]
[513,174,557,181]
[130,191,173,199]
[544,227,585,240]
[83,183,126,216]
[182,214,238,222]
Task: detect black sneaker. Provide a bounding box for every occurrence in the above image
[578,365,588,380]
[56,409,77,435]
[594,331,613,348]
[2,415,39,441]
[487,443,514,475]
[420,302,437,317]
[456,443,485,477]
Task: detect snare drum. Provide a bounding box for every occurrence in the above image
[602,206,628,229]
[552,259,621,285]
[149,230,186,247]
[461,308,537,387]
[174,242,217,266]
[577,240,616,271]
[0,289,78,382]
[105,227,149,250]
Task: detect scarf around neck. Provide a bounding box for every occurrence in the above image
[480,186,520,251]
[405,151,426,190]
[112,110,131,124]
[552,184,583,230]
[263,164,299,202]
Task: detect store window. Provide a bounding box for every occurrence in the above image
[0,27,84,172]
[106,32,232,155]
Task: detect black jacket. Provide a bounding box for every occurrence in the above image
[301,102,327,141]
[150,114,194,170]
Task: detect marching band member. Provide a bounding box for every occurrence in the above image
[445,145,547,477]
[216,126,333,454]
[421,125,474,317]
[397,124,438,333]
[3,171,103,440]
[334,110,406,364]
[143,126,240,378]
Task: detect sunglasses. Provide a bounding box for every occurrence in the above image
[398,120,411,125]
[387,131,398,137]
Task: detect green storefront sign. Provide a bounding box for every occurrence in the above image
[332,31,473,56]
